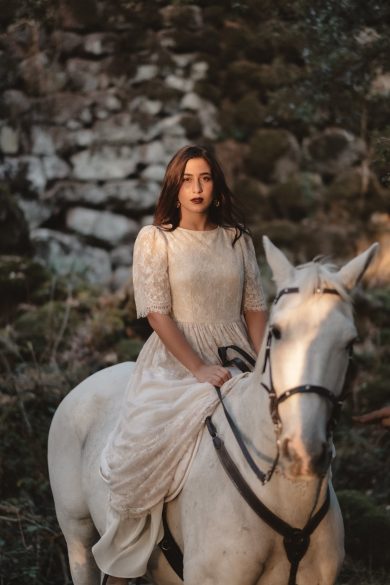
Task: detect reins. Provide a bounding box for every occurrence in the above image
[159,286,353,585]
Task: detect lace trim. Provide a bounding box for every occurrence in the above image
[137,305,171,319]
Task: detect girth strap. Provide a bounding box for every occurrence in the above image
[158,506,184,580]
[205,416,330,585]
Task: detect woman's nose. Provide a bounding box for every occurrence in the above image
[192,179,202,193]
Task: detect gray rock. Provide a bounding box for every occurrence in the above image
[0,126,19,154]
[165,74,194,93]
[31,93,93,125]
[43,156,70,181]
[31,127,56,155]
[111,266,132,290]
[93,113,143,144]
[180,92,203,111]
[141,165,166,182]
[50,30,83,54]
[162,135,189,156]
[32,228,112,285]
[133,64,159,83]
[171,54,195,68]
[16,197,52,230]
[66,207,139,245]
[66,58,103,92]
[105,180,159,211]
[19,52,67,95]
[110,244,134,267]
[191,61,208,81]
[84,33,116,55]
[370,72,390,97]
[303,128,366,176]
[50,182,108,205]
[71,146,139,180]
[2,90,30,118]
[156,114,186,136]
[139,99,163,116]
[139,140,168,165]
[0,157,47,194]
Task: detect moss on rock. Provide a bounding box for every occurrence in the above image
[246,128,301,182]
[268,172,323,221]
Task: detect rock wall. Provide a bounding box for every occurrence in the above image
[1,0,389,289]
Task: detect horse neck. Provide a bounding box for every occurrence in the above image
[235,340,331,528]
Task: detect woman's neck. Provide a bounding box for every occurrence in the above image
[179,219,217,231]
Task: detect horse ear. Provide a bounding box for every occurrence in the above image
[263,236,294,287]
[337,243,379,290]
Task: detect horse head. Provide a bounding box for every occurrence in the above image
[262,237,379,480]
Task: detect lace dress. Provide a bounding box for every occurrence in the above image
[92,225,267,578]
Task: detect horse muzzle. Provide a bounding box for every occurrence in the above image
[279,436,333,479]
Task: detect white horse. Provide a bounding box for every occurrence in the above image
[48,237,378,585]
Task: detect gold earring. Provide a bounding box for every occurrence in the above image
[214,199,220,207]
[176,201,181,208]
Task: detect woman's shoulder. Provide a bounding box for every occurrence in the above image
[134,225,170,254]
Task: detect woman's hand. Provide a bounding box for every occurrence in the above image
[193,364,232,387]
[353,406,390,428]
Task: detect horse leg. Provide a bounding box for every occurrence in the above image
[59,512,101,585]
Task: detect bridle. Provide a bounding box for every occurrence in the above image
[260,286,354,450]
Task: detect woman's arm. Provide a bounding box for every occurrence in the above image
[147,313,231,387]
[244,310,268,355]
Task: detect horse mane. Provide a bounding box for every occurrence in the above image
[290,258,351,303]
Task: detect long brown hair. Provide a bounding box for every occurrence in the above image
[153,145,248,244]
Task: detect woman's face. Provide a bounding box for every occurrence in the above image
[177,157,214,217]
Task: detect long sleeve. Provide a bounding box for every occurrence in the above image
[133,226,172,318]
[240,234,267,312]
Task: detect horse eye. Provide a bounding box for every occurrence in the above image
[271,325,282,340]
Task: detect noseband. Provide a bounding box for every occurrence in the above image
[261,286,353,439]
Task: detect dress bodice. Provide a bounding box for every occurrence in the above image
[133,225,266,324]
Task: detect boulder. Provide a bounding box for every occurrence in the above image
[246,129,301,182]
[84,33,117,56]
[32,228,112,285]
[141,165,166,183]
[133,64,159,83]
[66,207,139,245]
[303,128,366,176]
[70,146,139,180]
[165,74,194,93]
[66,58,107,92]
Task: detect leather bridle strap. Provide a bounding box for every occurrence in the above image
[214,386,278,484]
[205,416,331,585]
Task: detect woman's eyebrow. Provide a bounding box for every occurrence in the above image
[183,172,212,176]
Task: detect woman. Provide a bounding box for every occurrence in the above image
[93,145,268,584]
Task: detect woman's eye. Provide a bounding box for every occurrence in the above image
[183,177,191,182]
[202,176,211,182]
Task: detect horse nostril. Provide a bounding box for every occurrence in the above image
[313,442,331,472]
